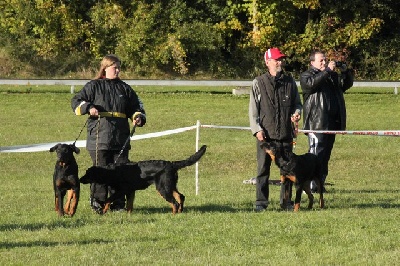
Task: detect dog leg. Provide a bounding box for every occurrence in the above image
[319,186,324,209]
[293,186,304,212]
[64,189,73,214]
[68,189,79,217]
[56,192,64,216]
[303,182,314,210]
[101,192,124,214]
[314,178,325,209]
[55,194,59,212]
[157,191,179,214]
[172,190,185,213]
[125,191,136,213]
[103,202,111,214]
[280,180,291,210]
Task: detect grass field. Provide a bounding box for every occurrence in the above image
[0,85,399,265]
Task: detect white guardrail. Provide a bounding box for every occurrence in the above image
[0,79,398,94]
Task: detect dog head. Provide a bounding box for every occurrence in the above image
[50,143,80,166]
[80,167,96,184]
[260,142,277,161]
[80,165,117,184]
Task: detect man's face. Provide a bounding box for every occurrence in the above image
[266,58,283,75]
[311,53,326,71]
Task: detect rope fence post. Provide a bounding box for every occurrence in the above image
[195,120,201,195]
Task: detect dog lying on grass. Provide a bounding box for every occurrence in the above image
[260,142,324,211]
[50,143,80,217]
[80,145,207,214]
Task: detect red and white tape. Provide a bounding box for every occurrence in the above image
[299,129,400,136]
[1,124,399,153]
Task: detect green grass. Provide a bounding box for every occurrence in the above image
[0,86,399,265]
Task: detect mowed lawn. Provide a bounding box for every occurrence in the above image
[0,85,399,265]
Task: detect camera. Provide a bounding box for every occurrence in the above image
[335,61,344,67]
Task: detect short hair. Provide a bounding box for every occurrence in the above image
[310,50,325,62]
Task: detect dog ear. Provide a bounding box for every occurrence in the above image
[259,142,269,150]
[49,143,61,152]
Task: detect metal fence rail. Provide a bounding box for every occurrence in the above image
[0,79,398,94]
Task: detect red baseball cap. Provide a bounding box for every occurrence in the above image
[264,48,286,64]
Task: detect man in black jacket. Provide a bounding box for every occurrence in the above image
[300,50,353,191]
[71,54,146,213]
[249,48,302,211]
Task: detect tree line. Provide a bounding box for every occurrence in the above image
[0,0,399,80]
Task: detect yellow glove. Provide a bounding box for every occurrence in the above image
[132,112,142,120]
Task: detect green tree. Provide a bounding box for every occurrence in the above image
[0,0,399,79]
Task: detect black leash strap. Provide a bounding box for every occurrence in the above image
[114,124,137,164]
[292,121,299,151]
[72,119,89,146]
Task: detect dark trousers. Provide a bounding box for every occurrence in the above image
[255,139,293,207]
[307,133,336,184]
[88,150,129,209]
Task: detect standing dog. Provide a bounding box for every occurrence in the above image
[50,143,80,217]
[80,145,207,214]
[260,142,324,211]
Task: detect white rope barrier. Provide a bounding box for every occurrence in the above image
[2,123,399,195]
[1,125,399,153]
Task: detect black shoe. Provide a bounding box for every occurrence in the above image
[110,202,126,212]
[90,197,104,214]
[281,202,294,211]
[254,205,267,212]
[110,206,126,212]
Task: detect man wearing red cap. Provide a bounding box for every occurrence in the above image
[249,48,302,211]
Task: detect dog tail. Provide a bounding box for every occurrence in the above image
[171,145,207,170]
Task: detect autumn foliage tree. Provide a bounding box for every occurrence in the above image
[0,0,399,80]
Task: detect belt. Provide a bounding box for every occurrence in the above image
[98,112,127,118]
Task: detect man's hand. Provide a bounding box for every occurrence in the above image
[256,131,265,142]
[291,112,301,122]
[89,107,98,116]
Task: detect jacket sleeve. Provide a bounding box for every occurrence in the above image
[249,79,263,136]
[341,69,354,92]
[300,69,330,95]
[292,79,302,115]
[71,82,94,116]
[134,95,146,126]
[127,88,147,126]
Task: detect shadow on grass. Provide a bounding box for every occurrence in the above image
[0,238,113,249]
[0,218,91,232]
[319,187,400,209]
[333,189,400,194]
[134,204,240,214]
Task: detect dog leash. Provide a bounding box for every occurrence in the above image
[114,123,137,164]
[114,112,142,164]
[292,121,299,151]
[72,119,89,146]
[95,115,101,166]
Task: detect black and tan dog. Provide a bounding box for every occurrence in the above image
[50,143,80,217]
[80,145,207,214]
[260,142,324,211]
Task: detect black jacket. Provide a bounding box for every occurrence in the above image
[300,67,353,131]
[249,72,302,141]
[71,78,146,151]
